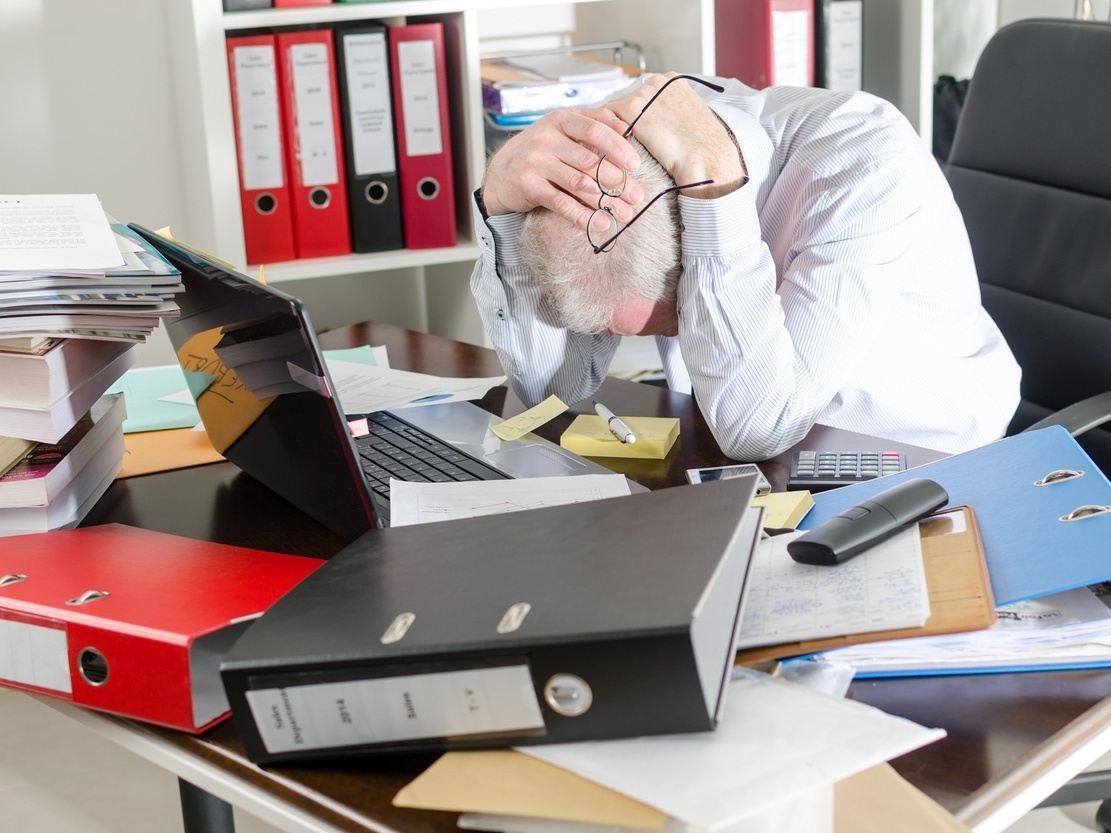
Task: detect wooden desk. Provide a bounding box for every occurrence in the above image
[64,321,1111,833]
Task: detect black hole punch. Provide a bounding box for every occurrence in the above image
[309,187,331,208]
[365,181,388,205]
[255,193,277,215]
[78,648,109,686]
[417,177,440,200]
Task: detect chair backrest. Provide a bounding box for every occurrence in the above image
[945,18,1111,471]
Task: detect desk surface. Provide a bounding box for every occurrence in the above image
[77,321,1111,833]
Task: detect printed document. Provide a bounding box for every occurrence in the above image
[0,194,123,273]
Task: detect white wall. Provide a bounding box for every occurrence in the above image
[0,0,434,366]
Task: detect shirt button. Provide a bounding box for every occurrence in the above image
[495,308,506,320]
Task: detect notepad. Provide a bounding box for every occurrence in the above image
[560,415,679,459]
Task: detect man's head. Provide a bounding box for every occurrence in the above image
[519,138,682,336]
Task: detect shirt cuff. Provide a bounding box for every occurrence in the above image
[471,192,526,268]
[678,184,760,257]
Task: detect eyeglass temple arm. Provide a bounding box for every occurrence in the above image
[622,75,727,138]
[591,179,714,253]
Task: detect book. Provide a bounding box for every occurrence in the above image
[0,338,133,409]
[0,428,124,535]
[0,435,33,478]
[0,345,135,443]
[0,393,125,508]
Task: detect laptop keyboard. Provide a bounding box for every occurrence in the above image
[354,412,508,503]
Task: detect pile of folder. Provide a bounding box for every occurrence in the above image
[0,194,182,534]
[225,19,456,264]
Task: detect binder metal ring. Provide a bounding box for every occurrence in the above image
[77,647,110,687]
[1035,469,1085,486]
[1059,504,1111,522]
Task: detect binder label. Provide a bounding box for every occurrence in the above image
[232,45,285,191]
[246,664,544,753]
[771,10,811,87]
[0,613,70,694]
[396,39,444,157]
[289,43,341,187]
[342,32,397,177]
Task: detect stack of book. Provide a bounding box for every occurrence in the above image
[0,194,182,534]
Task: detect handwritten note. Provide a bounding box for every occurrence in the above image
[735,526,929,650]
[490,395,567,441]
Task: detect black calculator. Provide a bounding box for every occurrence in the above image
[787,450,907,492]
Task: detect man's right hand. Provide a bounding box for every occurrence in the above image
[480,107,644,230]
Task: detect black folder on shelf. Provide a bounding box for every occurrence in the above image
[220,476,762,764]
[334,22,405,253]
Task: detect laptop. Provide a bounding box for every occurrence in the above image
[129,224,632,541]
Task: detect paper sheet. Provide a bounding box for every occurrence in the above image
[520,669,944,833]
[734,526,930,649]
[389,474,631,527]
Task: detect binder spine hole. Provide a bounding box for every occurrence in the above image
[309,187,332,208]
[255,193,277,215]
[1060,504,1111,522]
[77,648,110,687]
[1035,469,1085,486]
[0,573,27,587]
[417,177,440,200]
[365,181,389,206]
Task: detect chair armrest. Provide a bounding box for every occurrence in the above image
[1023,391,1111,436]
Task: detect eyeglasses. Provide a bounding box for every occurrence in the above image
[587,74,726,254]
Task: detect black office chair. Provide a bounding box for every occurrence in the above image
[943,17,1111,478]
[943,18,1111,827]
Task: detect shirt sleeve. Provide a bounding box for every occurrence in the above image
[469,194,622,407]
[677,134,922,460]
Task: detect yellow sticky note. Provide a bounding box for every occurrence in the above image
[560,414,680,459]
[752,490,814,530]
[490,395,568,441]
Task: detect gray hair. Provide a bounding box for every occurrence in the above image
[519,139,682,334]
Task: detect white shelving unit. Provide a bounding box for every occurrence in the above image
[160,0,931,320]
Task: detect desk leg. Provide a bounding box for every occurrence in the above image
[178,778,236,833]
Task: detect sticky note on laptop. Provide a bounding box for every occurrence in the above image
[491,395,568,441]
[560,415,680,459]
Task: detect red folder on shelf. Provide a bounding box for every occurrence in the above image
[276,27,352,259]
[0,524,322,733]
[388,21,457,249]
[226,33,297,266]
[716,0,815,89]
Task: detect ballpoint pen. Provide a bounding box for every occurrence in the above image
[593,400,636,444]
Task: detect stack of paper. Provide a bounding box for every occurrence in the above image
[0,195,183,533]
[815,583,1111,677]
[0,195,183,343]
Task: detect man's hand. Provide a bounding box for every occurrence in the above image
[604,73,747,198]
[480,107,644,230]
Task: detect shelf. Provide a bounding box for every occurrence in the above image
[262,243,482,283]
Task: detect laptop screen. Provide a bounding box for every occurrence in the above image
[129,224,380,541]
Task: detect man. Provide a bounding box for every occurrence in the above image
[470,73,1021,459]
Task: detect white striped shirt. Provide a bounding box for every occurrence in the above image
[470,79,1021,459]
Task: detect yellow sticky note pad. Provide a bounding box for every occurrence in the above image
[560,414,680,459]
[490,395,568,441]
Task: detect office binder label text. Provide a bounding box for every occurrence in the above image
[245,665,543,753]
